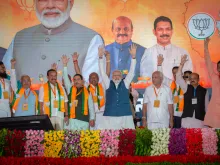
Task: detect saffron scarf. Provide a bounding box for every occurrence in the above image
[69,86,89,119]
[43,82,65,117]
[87,83,105,109]
[170,81,184,112]
[11,88,38,114]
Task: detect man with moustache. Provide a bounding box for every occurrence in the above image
[204,38,220,128]
[99,44,137,130]
[141,16,193,81]
[10,59,38,117]
[3,0,104,88]
[0,61,11,117]
[39,69,69,130]
[176,55,209,128]
[105,16,146,81]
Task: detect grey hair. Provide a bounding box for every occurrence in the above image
[20,75,30,81]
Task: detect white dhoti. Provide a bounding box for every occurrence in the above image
[64,119,89,130]
[50,116,64,130]
[147,122,169,130]
[101,115,135,130]
[90,112,105,130]
[0,101,11,118]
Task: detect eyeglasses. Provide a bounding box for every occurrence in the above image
[114,27,130,32]
[183,76,188,79]
[37,0,65,6]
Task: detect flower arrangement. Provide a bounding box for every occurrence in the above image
[202,128,218,155]
[4,130,25,157]
[216,129,220,154]
[0,129,7,156]
[60,130,81,158]
[80,130,100,157]
[151,128,170,156]
[24,130,44,157]
[44,130,64,157]
[100,129,120,157]
[135,128,152,156]
[168,128,187,155]
[186,128,203,156]
[118,129,136,156]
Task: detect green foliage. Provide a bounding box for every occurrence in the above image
[215,129,220,154]
[135,128,152,156]
[0,129,7,156]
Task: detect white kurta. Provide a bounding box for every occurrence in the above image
[99,58,136,130]
[143,84,173,130]
[0,78,11,117]
[140,44,193,80]
[39,83,68,130]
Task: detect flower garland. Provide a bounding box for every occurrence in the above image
[4,130,25,157]
[135,128,152,156]
[216,129,220,154]
[202,128,218,155]
[24,130,44,157]
[80,130,100,157]
[44,130,64,157]
[60,130,81,158]
[0,129,7,156]
[118,129,136,156]
[186,128,203,156]
[168,128,187,155]
[100,129,119,157]
[151,128,170,156]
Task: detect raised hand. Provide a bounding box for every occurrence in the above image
[204,37,210,50]
[129,44,137,59]
[51,63,58,70]
[157,55,164,66]
[72,52,79,62]
[10,58,16,69]
[61,55,70,67]
[98,45,105,58]
[180,54,188,65]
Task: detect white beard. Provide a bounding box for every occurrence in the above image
[113,79,121,86]
[35,1,71,29]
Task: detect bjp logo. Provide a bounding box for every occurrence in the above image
[16,0,35,12]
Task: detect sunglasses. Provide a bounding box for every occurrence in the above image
[183,76,189,79]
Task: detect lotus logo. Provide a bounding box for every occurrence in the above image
[193,18,210,36]
[16,0,35,12]
[187,13,215,40]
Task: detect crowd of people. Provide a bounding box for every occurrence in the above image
[0,0,219,130]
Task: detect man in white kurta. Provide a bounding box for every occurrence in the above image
[39,69,69,130]
[140,16,192,80]
[142,71,174,130]
[0,62,11,117]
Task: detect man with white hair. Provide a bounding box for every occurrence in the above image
[99,44,137,130]
[142,71,174,129]
[3,0,104,88]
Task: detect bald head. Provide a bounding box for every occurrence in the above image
[190,72,199,87]
[152,71,163,86]
[89,72,99,86]
[21,75,31,89]
[112,16,133,44]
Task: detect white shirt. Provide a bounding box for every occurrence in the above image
[143,84,173,126]
[3,35,104,83]
[140,44,193,80]
[39,83,68,117]
[158,66,183,117]
[99,58,136,89]
[0,78,11,104]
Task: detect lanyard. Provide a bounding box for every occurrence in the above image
[76,89,83,97]
[51,85,57,98]
[24,89,31,100]
[153,87,161,99]
[0,79,5,90]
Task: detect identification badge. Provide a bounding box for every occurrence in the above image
[53,100,59,108]
[92,96,98,103]
[154,100,160,108]
[22,103,28,111]
[98,96,103,99]
[3,91,9,99]
[174,96,179,104]
[74,100,78,107]
[192,98,197,105]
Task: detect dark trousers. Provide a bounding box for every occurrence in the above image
[174,116,182,128]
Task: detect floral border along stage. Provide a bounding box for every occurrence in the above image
[0,128,219,158]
